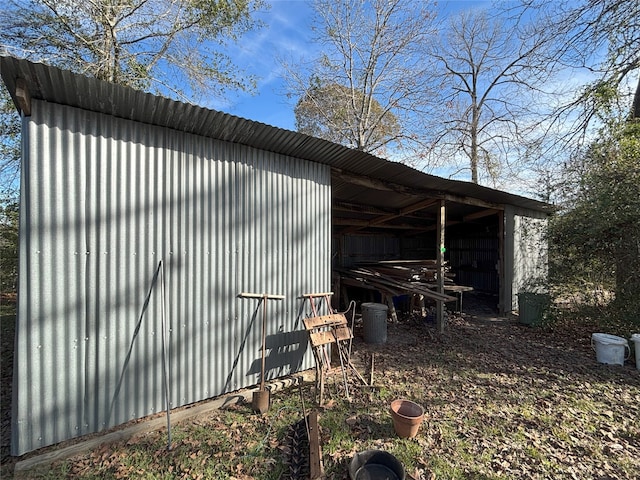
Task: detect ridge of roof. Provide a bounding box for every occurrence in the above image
[0,55,551,212]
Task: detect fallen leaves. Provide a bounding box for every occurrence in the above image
[8,308,640,480]
[344,313,640,479]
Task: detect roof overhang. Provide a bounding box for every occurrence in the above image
[0,55,553,235]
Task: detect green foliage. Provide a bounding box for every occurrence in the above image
[0,0,266,99]
[549,119,640,328]
[0,201,18,294]
[0,87,20,296]
[0,87,20,203]
[295,80,400,153]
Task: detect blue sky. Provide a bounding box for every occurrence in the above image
[211,0,317,130]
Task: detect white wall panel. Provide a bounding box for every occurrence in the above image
[504,205,548,311]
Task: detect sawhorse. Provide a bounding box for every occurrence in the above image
[301,292,353,405]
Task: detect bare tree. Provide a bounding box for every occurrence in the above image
[513,0,640,205]
[0,0,267,204]
[288,0,437,157]
[511,0,640,141]
[0,0,266,101]
[295,81,400,153]
[426,8,556,185]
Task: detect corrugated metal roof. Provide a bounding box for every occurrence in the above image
[0,55,551,213]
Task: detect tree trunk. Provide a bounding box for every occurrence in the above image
[470,102,479,184]
[631,76,640,119]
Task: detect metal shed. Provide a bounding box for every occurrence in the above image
[1,56,551,456]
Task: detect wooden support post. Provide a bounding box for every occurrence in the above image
[308,411,324,479]
[15,78,32,116]
[498,210,505,315]
[385,294,398,322]
[436,200,446,333]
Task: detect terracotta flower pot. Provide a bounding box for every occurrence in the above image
[390,399,424,438]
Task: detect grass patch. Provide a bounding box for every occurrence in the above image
[5,313,640,479]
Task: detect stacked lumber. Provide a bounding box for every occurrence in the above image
[357,259,455,283]
[339,260,456,303]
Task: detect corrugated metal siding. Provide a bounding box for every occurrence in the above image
[12,100,330,455]
[448,237,499,292]
[338,235,400,267]
[400,237,436,260]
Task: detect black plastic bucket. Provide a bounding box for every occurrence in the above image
[361,303,388,344]
[349,450,405,480]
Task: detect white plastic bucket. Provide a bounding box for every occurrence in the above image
[591,333,629,366]
[631,334,640,370]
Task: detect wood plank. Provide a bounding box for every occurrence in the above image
[343,198,439,234]
[15,78,31,116]
[300,292,334,298]
[303,314,347,330]
[308,411,324,480]
[463,208,500,222]
[334,218,432,230]
[333,326,353,341]
[368,259,438,265]
[15,370,316,473]
[238,292,285,299]
[309,328,352,347]
[347,268,455,302]
[308,331,335,346]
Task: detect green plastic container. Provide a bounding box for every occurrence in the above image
[517,292,550,326]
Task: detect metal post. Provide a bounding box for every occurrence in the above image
[160,260,172,450]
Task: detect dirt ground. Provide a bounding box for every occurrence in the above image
[344,295,640,478]
[2,293,639,479]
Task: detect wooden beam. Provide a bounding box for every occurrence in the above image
[333,201,391,215]
[342,198,439,234]
[332,167,415,195]
[332,167,504,210]
[407,219,459,235]
[388,198,439,218]
[15,78,31,116]
[334,200,436,217]
[15,370,316,472]
[333,218,379,226]
[463,208,500,222]
[334,204,435,223]
[367,198,436,226]
[334,218,433,230]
